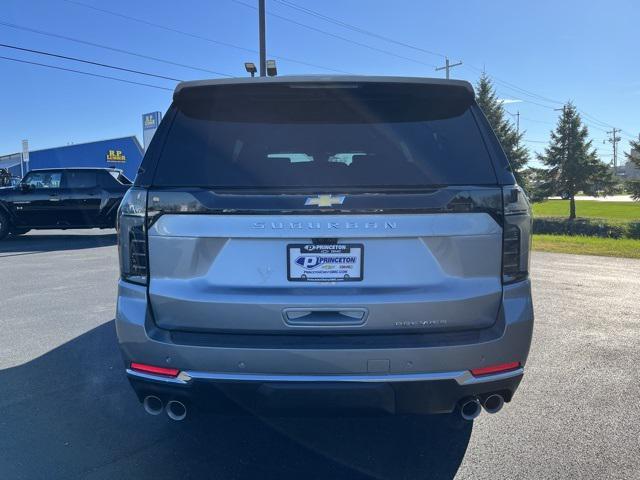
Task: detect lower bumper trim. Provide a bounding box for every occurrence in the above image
[126,367,524,386]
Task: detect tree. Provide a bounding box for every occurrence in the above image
[537,103,613,219]
[476,73,529,187]
[521,166,552,202]
[624,135,640,201]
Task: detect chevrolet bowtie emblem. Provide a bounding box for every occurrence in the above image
[304,194,346,207]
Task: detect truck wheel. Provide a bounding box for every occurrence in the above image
[0,211,10,240]
[11,228,30,236]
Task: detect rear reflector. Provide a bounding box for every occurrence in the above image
[130,362,180,377]
[471,362,520,377]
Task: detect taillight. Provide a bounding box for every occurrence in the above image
[502,185,531,284]
[471,362,521,377]
[118,188,148,285]
[130,362,180,377]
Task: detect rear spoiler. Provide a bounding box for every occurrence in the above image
[174,75,474,100]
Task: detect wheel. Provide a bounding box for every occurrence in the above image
[10,228,30,236]
[0,211,10,240]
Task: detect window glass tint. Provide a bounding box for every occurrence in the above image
[102,171,132,185]
[98,171,118,187]
[65,171,96,188]
[154,83,497,189]
[23,172,62,189]
[117,173,132,185]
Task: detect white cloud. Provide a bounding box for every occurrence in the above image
[498,98,524,105]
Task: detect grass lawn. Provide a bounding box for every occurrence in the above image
[532,200,640,223]
[532,234,640,259]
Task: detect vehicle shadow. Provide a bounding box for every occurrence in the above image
[0,321,472,480]
[0,231,116,256]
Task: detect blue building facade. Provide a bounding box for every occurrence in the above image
[0,136,144,181]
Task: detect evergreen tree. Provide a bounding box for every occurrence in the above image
[476,73,529,186]
[537,103,613,218]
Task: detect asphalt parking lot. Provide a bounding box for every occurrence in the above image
[1,230,639,480]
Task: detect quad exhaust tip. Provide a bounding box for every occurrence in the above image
[460,398,482,421]
[166,400,187,421]
[482,394,505,414]
[143,395,163,416]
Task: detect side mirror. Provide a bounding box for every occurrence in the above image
[19,183,31,192]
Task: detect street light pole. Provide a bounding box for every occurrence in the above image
[259,0,266,77]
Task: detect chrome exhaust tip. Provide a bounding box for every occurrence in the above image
[460,398,482,421]
[143,395,163,416]
[166,400,187,421]
[483,394,505,414]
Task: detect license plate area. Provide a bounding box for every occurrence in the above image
[287,243,364,282]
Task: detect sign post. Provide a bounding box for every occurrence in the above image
[21,139,29,176]
[142,112,162,152]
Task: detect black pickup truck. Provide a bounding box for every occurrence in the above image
[0,168,131,239]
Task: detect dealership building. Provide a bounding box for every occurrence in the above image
[0,111,161,182]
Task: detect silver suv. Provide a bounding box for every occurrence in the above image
[116,76,533,422]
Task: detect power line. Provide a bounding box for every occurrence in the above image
[270,0,446,59]
[579,109,615,130]
[518,116,555,126]
[0,55,173,91]
[246,0,632,136]
[466,64,563,106]
[494,88,615,135]
[0,20,233,77]
[470,67,627,140]
[469,65,626,134]
[60,0,350,74]
[620,130,636,139]
[0,43,183,82]
[230,0,437,68]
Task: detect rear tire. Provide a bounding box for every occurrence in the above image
[0,211,10,240]
[10,228,30,236]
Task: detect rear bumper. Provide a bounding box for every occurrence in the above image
[116,279,533,414]
[126,367,523,415]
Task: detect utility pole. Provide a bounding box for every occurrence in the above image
[435,57,462,79]
[506,110,520,138]
[259,0,266,77]
[606,128,621,171]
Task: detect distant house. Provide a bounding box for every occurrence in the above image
[0,136,143,181]
[624,147,640,179]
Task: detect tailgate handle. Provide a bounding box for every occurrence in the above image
[283,308,368,327]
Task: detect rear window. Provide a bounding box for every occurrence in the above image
[65,171,96,188]
[153,82,497,189]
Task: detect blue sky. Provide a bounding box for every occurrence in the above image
[1,0,638,166]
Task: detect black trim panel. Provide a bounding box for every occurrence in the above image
[145,186,504,227]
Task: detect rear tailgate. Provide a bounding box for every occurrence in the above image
[147,210,503,334]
